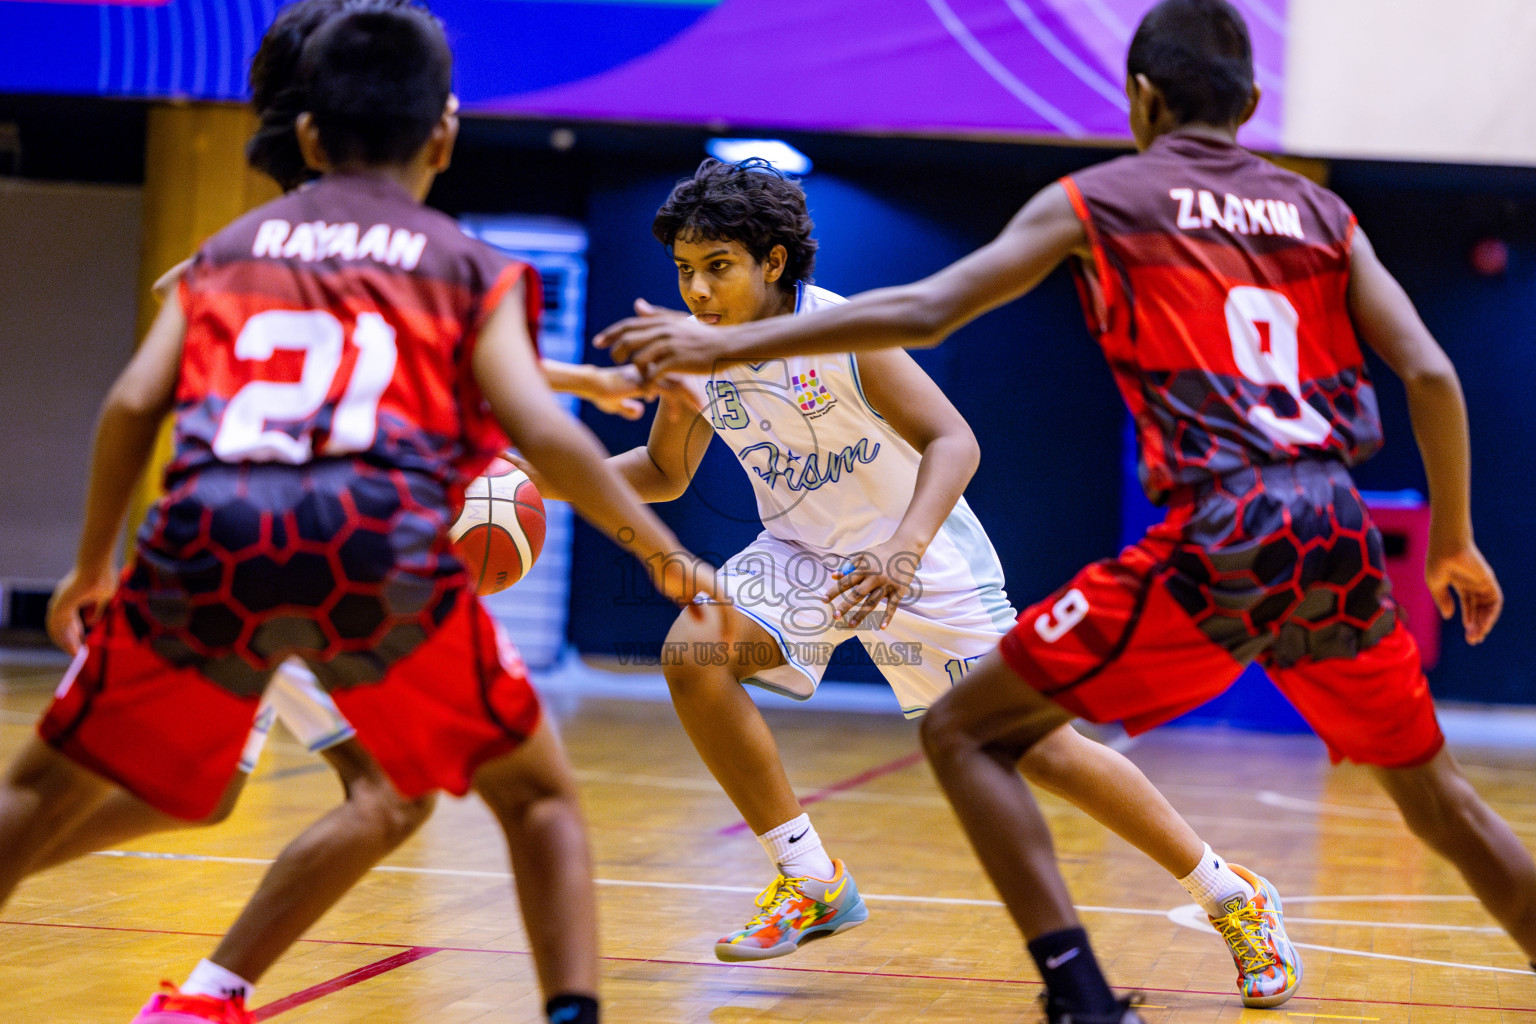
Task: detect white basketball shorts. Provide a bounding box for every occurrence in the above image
[711,529,1016,717]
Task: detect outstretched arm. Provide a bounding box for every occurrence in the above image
[540,359,652,421]
[511,388,713,505]
[1347,228,1500,643]
[598,183,1087,376]
[474,280,724,607]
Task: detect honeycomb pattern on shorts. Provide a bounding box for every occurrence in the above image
[1162,460,1395,668]
[122,459,464,696]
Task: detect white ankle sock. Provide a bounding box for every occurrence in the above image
[1177,843,1256,918]
[757,814,835,880]
[181,959,254,1002]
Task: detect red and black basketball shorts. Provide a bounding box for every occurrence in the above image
[999,459,1443,768]
[39,462,542,819]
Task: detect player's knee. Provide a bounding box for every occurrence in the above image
[919,696,972,763]
[476,769,575,830]
[348,775,436,847]
[660,613,719,691]
[1382,761,1490,853]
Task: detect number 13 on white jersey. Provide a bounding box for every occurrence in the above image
[212,309,399,464]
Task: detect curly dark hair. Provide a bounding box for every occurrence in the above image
[245,0,414,190]
[1127,0,1253,128]
[652,157,817,290]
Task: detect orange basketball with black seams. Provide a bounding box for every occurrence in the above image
[449,456,546,595]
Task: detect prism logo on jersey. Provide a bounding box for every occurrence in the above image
[738,439,881,492]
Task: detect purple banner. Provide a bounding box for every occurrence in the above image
[474,0,1287,148]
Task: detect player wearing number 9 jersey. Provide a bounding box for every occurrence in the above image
[600,0,1536,1016]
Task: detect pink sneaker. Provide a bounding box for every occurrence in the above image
[130,982,254,1024]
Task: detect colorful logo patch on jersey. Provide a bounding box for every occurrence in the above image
[793,370,836,417]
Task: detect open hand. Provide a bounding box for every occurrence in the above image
[580,364,653,420]
[826,542,921,630]
[1426,542,1502,645]
[596,299,728,378]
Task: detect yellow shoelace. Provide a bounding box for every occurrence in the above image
[1214,903,1278,974]
[742,873,809,929]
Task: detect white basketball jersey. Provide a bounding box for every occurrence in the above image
[684,283,995,558]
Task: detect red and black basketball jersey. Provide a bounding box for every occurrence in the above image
[1062,133,1382,503]
[171,172,539,511]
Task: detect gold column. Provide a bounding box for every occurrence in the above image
[127,102,280,543]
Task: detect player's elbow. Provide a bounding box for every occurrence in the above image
[953,423,981,478]
[900,293,956,348]
[1398,350,1461,401]
[865,288,952,349]
[103,378,171,423]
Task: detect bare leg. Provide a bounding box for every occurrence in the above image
[919,649,1080,940]
[1021,723,1204,877]
[205,739,435,982]
[662,608,796,835]
[1374,747,1536,962]
[0,738,113,905]
[474,721,599,1000]
[31,772,248,871]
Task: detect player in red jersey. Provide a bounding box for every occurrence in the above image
[0,7,726,1024]
[12,5,663,1020]
[600,1,1536,1019]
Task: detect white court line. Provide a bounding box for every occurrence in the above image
[1281,894,1477,904]
[1285,917,1501,935]
[86,850,1158,912]
[1257,790,1404,821]
[1167,901,1530,976]
[91,848,1526,977]
[571,770,1411,837]
[1288,942,1533,977]
[1167,900,1499,934]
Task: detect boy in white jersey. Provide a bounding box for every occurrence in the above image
[529,160,1288,984]
[524,157,1006,957]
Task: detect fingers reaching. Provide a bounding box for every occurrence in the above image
[633,298,687,321]
[1455,578,1503,645]
[826,556,908,630]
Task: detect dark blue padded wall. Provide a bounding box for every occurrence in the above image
[1329,163,1536,705]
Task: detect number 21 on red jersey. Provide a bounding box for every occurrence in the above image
[211,309,399,464]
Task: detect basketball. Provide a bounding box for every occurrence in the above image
[449,455,546,595]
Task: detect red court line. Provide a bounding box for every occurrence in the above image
[717,749,927,836]
[6,918,1534,1016]
[252,946,441,1020]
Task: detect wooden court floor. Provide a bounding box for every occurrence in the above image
[2,657,1534,1023]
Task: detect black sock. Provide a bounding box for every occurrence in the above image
[1027,927,1120,1017]
[546,993,599,1024]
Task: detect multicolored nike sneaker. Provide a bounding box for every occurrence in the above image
[1211,864,1302,1007]
[130,983,254,1024]
[714,859,869,961]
